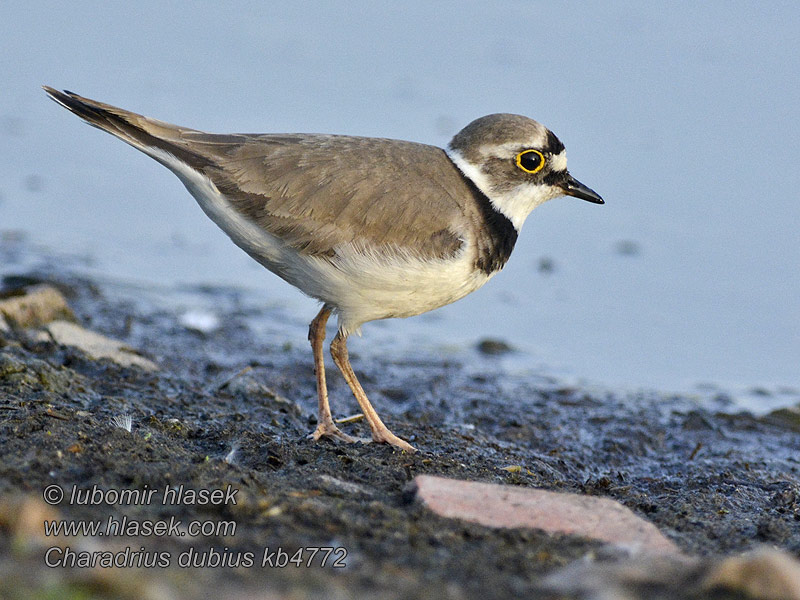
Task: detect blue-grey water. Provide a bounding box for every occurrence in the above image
[2,2,799,411]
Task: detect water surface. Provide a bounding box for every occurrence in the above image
[2,2,798,410]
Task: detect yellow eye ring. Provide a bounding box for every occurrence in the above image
[515,149,546,174]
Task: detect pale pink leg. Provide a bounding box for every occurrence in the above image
[330,331,416,452]
[307,306,356,443]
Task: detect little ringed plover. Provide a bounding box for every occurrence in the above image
[44,87,603,453]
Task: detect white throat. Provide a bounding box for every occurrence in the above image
[446,149,554,231]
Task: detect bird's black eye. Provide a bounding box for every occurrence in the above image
[515,149,545,174]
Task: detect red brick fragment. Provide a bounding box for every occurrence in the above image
[413,475,679,554]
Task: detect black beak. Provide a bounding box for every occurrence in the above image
[562,174,604,204]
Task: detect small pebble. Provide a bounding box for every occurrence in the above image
[614,240,641,256]
[477,339,513,355]
[537,256,556,274]
[179,308,220,334]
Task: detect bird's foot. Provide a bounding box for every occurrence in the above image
[309,423,359,444]
[309,422,416,452]
[371,428,417,453]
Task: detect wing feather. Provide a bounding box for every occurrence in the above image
[43,88,477,262]
[199,134,473,260]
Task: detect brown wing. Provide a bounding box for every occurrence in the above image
[183,131,471,260]
[44,88,474,261]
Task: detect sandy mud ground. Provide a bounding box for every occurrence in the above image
[1,259,799,599]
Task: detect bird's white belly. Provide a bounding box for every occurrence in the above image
[301,243,493,333]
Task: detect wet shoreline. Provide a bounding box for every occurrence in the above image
[1,263,799,599]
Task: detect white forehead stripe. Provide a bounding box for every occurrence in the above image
[550,150,567,172]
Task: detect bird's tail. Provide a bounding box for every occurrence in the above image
[43,87,211,170]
